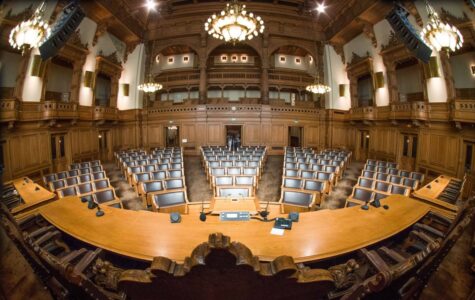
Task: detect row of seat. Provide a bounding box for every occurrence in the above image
[43,166,104,186]
[211,175,257,197]
[50,176,110,193]
[70,160,101,170]
[363,164,425,183]
[361,170,420,189]
[136,178,187,207]
[366,159,398,169]
[345,184,410,207]
[281,178,328,205]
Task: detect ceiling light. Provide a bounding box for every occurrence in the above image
[420,0,463,53]
[204,0,264,44]
[145,0,157,11]
[316,3,326,13]
[9,2,51,55]
[138,74,162,93]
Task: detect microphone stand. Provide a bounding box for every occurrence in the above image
[259,199,270,220]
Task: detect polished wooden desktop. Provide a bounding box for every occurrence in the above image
[412,175,459,218]
[39,195,430,264]
[11,177,56,218]
[210,197,260,214]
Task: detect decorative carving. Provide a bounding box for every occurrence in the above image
[123,40,140,63]
[118,233,337,299]
[381,31,402,51]
[329,259,360,290]
[440,8,470,24]
[402,1,423,27]
[349,51,371,65]
[93,18,112,46]
[3,4,33,22]
[330,42,345,64]
[68,30,88,49]
[98,51,122,66]
[356,18,377,48]
[92,258,124,291]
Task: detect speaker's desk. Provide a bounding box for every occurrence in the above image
[11,177,56,219]
[39,195,430,264]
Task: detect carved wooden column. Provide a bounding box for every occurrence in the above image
[13,49,32,101]
[439,51,456,102]
[70,57,86,103]
[95,53,123,108]
[261,67,269,104]
[110,74,120,108]
[384,61,399,104]
[199,61,207,104]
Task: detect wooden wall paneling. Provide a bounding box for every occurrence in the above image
[207,123,224,145]
[147,124,164,148]
[304,125,320,148]
[270,123,286,146]
[243,123,261,146]
[7,131,50,178]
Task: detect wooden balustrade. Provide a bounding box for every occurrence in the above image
[0,99,19,122]
[93,106,118,121]
[451,99,475,123]
[41,101,78,120]
[390,101,428,121]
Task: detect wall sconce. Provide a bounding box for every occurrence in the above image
[339,84,347,97]
[167,57,174,64]
[231,55,238,62]
[155,55,160,63]
[30,55,46,77]
[424,56,440,78]
[471,65,475,76]
[295,57,301,64]
[183,55,189,63]
[221,55,228,62]
[374,72,385,88]
[84,71,95,88]
[122,83,129,96]
[279,56,286,63]
[241,55,248,62]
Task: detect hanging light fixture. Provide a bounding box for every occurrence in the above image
[420,0,463,53]
[204,0,265,43]
[9,2,51,55]
[138,73,162,93]
[306,46,331,95]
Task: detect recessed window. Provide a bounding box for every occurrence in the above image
[295,57,301,64]
[241,55,248,62]
[183,56,189,63]
[471,65,475,75]
[279,56,286,63]
[221,55,228,62]
[155,55,160,63]
[168,57,174,64]
[309,56,313,63]
[231,55,238,62]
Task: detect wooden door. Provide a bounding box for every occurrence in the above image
[462,141,475,198]
[400,134,418,171]
[356,130,370,162]
[98,130,110,162]
[51,134,68,172]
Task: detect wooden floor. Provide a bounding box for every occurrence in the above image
[0,156,474,299]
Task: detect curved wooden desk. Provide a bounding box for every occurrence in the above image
[39,195,430,263]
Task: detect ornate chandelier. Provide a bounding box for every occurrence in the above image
[9,2,51,55]
[420,0,463,53]
[306,79,331,94]
[138,74,162,94]
[204,0,265,43]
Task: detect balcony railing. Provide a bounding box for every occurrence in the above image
[451,100,475,123]
[94,106,118,121]
[0,99,19,122]
[41,101,78,119]
[350,106,376,121]
[390,101,428,120]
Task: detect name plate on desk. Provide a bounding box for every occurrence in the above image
[219,211,250,221]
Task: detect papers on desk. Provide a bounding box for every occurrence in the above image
[270,227,285,236]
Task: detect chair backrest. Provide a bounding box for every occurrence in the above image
[283,178,302,189]
[211,168,226,176]
[388,168,400,175]
[164,179,185,189]
[79,174,92,183]
[67,170,79,177]
[374,181,390,192]
[148,159,159,165]
[367,159,377,166]
[281,190,314,207]
[43,174,56,184]
[142,181,163,193]
[57,171,68,179]
[50,179,65,190]
[373,192,389,201]
[134,172,151,183]
[65,177,78,186]
[91,166,103,173]
[234,176,254,186]
[58,186,77,198]
[387,162,398,168]
[92,172,105,180]
[79,168,91,175]
[227,167,242,175]
[143,164,156,172]
[362,170,375,179]
[402,178,417,189]
[316,172,332,182]
[214,176,233,186]
[243,167,257,176]
[168,169,183,178]
[284,169,299,177]
[234,160,247,167]
[311,164,324,171]
[411,172,424,182]
[151,170,167,180]
[389,175,403,184]
[390,184,409,196]
[217,187,250,198]
[129,166,142,174]
[364,165,376,171]
[170,163,182,170]
[298,163,310,170]
[324,166,338,173]
[303,180,325,192]
[152,191,186,208]
[157,163,169,170]
[208,161,220,168]
[399,170,411,178]
[80,162,91,168]
[94,189,116,204]
[376,173,389,181]
[353,188,373,202]
[93,179,110,190]
[76,182,94,194]
[377,167,388,174]
[221,161,233,167]
[358,177,374,189]
[301,171,315,179]
[285,162,297,169]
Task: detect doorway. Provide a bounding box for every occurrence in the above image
[51,133,68,172]
[98,130,110,162]
[288,127,303,147]
[225,125,242,150]
[357,130,370,162]
[165,125,180,147]
[400,134,418,171]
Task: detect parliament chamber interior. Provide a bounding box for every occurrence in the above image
[1,0,475,299]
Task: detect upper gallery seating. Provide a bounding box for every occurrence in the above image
[200,146,266,197]
[42,160,123,208]
[280,147,352,211]
[115,147,187,211]
[345,159,425,207]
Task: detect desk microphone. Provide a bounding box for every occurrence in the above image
[96,205,105,217]
[199,198,206,222]
[259,199,270,220]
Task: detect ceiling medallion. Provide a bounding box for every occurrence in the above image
[9,2,51,55]
[420,0,463,53]
[204,0,265,43]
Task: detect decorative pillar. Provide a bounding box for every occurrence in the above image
[384,62,399,104]
[439,51,456,102]
[13,49,31,101]
[110,74,120,108]
[70,57,86,103]
[261,67,269,104]
[199,60,207,104]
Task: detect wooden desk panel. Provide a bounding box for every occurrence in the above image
[11,178,56,217]
[40,195,430,264]
[412,175,459,216]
